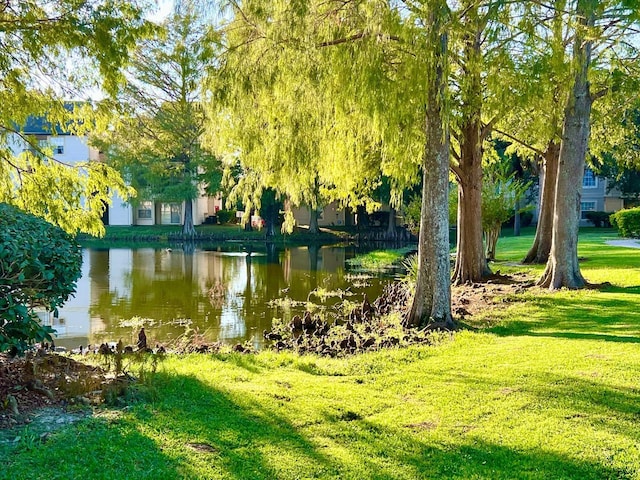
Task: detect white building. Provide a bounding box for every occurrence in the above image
[9,113,222,227]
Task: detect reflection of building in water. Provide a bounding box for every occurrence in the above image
[46,245,353,347]
[40,250,95,346]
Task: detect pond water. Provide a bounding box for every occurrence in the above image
[46,244,404,350]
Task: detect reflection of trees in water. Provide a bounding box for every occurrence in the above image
[90,249,209,340]
[83,245,382,345]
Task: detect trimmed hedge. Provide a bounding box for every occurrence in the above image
[610,207,640,238]
[216,209,236,224]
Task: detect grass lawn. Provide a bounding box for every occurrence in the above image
[2,228,640,479]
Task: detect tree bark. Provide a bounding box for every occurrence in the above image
[452,12,491,285]
[485,226,499,261]
[244,209,253,232]
[406,1,453,329]
[356,205,369,230]
[513,199,521,237]
[308,207,319,234]
[264,203,278,238]
[538,4,592,290]
[386,207,397,239]
[182,199,196,238]
[523,142,559,264]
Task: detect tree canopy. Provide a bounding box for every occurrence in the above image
[94,3,220,237]
[0,0,154,235]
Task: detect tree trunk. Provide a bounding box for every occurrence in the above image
[538,5,592,290]
[523,142,559,264]
[308,207,319,234]
[386,207,397,239]
[485,226,499,261]
[453,162,491,284]
[182,199,196,238]
[244,209,253,232]
[356,205,369,230]
[406,2,453,329]
[513,199,521,237]
[452,13,491,285]
[264,203,278,238]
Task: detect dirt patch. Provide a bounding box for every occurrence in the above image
[405,421,438,430]
[0,352,129,430]
[451,272,535,320]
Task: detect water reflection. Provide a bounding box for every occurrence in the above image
[49,244,389,349]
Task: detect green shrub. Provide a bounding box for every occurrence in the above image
[216,209,235,224]
[610,207,640,237]
[0,204,82,355]
[584,211,612,228]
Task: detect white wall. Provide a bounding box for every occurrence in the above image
[109,194,133,225]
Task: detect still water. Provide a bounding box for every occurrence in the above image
[48,244,397,350]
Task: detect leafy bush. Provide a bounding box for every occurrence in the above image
[584,211,612,228]
[0,204,82,355]
[482,172,531,260]
[610,207,640,237]
[216,209,235,224]
[404,196,421,234]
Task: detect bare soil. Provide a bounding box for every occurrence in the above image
[0,352,117,430]
[451,272,535,321]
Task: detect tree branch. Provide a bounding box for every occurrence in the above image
[481,116,498,140]
[317,32,401,48]
[449,162,463,183]
[493,128,546,157]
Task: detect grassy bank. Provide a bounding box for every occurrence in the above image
[346,246,416,271]
[3,228,640,479]
[78,225,353,248]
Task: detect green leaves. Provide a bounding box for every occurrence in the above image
[0,203,82,355]
[0,1,154,236]
[96,3,220,223]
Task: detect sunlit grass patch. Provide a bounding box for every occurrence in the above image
[3,228,640,479]
[346,247,414,271]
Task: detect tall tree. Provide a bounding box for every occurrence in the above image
[95,2,219,238]
[209,0,453,327]
[407,0,453,328]
[0,0,152,235]
[540,0,640,289]
[448,0,523,284]
[539,0,594,288]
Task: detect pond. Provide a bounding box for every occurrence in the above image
[45,243,405,350]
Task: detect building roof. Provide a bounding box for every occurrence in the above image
[16,102,87,135]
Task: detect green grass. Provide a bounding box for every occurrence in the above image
[3,227,640,479]
[347,246,415,270]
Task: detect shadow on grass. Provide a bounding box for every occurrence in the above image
[0,415,182,480]
[416,369,640,445]
[4,370,633,479]
[489,288,640,343]
[122,373,636,478]
[220,353,265,374]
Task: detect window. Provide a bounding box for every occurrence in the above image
[138,201,152,219]
[582,169,597,188]
[581,201,596,219]
[161,203,182,224]
[50,137,64,155]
